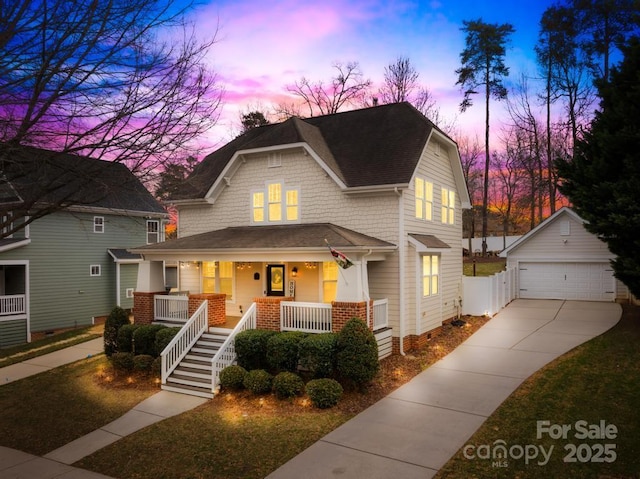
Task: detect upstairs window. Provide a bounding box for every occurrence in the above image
[147,220,160,244]
[93,216,104,233]
[415,178,433,221]
[252,181,299,224]
[441,188,455,225]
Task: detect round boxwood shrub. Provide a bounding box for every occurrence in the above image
[104,306,131,357]
[266,331,307,372]
[117,324,140,353]
[132,324,166,356]
[272,371,305,399]
[243,369,273,394]
[110,352,134,372]
[154,327,181,356]
[151,356,162,378]
[298,332,338,378]
[336,318,379,388]
[235,329,277,370]
[133,354,155,373]
[219,365,248,391]
[305,378,343,409]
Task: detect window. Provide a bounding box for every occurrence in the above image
[422,255,439,297]
[126,288,134,298]
[252,181,299,224]
[268,153,282,167]
[1,212,13,237]
[202,261,234,301]
[93,216,104,233]
[322,261,338,303]
[90,265,101,277]
[147,220,160,244]
[415,178,433,221]
[441,188,455,225]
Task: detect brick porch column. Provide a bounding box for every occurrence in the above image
[254,296,293,331]
[133,291,166,325]
[331,300,374,333]
[188,293,226,328]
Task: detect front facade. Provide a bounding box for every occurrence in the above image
[501,207,629,302]
[134,103,470,353]
[0,146,166,346]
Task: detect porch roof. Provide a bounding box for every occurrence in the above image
[130,223,396,256]
[408,234,451,250]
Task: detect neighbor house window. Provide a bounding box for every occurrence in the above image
[1,212,13,237]
[322,261,338,303]
[93,216,104,233]
[441,188,455,225]
[422,255,439,297]
[252,181,299,224]
[415,178,433,221]
[90,265,101,277]
[202,261,234,301]
[147,220,160,244]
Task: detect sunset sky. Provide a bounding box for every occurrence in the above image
[182,0,557,147]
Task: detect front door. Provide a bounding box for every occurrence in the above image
[266,264,285,296]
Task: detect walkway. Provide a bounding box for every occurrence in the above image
[266,299,622,478]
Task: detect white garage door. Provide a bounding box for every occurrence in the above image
[518,262,615,301]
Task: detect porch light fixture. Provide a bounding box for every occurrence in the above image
[304,262,317,269]
[236,262,252,270]
[291,267,298,277]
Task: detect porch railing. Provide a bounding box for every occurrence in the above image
[0,294,26,317]
[372,299,388,330]
[211,302,257,391]
[281,301,332,333]
[160,300,208,384]
[154,294,189,322]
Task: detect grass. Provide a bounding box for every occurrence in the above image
[463,257,506,276]
[0,326,102,368]
[435,304,640,479]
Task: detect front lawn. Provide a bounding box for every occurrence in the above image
[435,304,640,479]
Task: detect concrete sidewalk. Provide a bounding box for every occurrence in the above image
[266,299,622,479]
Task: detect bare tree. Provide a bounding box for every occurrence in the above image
[379,56,420,104]
[0,0,223,236]
[287,61,372,117]
[456,132,484,253]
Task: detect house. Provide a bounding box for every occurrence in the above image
[133,101,470,344]
[500,207,629,302]
[0,145,166,347]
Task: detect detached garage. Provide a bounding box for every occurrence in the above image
[501,207,627,302]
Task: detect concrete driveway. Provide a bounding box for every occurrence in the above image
[267,299,622,479]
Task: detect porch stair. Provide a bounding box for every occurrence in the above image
[161,327,230,399]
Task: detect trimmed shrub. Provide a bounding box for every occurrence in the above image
[132,324,166,356]
[151,356,162,377]
[266,331,307,372]
[154,327,181,356]
[133,354,155,373]
[336,318,379,388]
[111,352,134,371]
[305,378,343,409]
[243,369,273,394]
[272,371,305,399]
[298,333,338,378]
[117,324,140,353]
[104,306,131,357]
[235,329,277,370]
[219,365,248,391]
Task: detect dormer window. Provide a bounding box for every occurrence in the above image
[252,181,299,224]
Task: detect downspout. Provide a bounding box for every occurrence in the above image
[395,187,406,355]
[362,249,373,329]
[116,262,121,307]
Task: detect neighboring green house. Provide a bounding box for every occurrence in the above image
[0,145,166,347]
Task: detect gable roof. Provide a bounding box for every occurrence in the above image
[500,207,586,257]
[1,144,166,216]
[172,102,469,204]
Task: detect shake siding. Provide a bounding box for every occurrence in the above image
[1,211,150,333]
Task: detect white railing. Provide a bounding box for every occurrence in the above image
[160,300,208,384]
[373,299,389,330]
[281,301,332,333]
[0,294,26,316]
[462,267,517,317]
[154,294,189,322]
[211,302,257,391]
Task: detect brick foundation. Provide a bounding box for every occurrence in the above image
[391,316,457,354]
[255,296,293,330]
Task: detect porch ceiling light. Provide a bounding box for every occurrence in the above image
[304,262,317,269]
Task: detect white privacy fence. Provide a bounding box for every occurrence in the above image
[462,267,517,317]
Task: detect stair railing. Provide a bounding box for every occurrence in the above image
[160,300,208,384]
[211,302,257,392]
